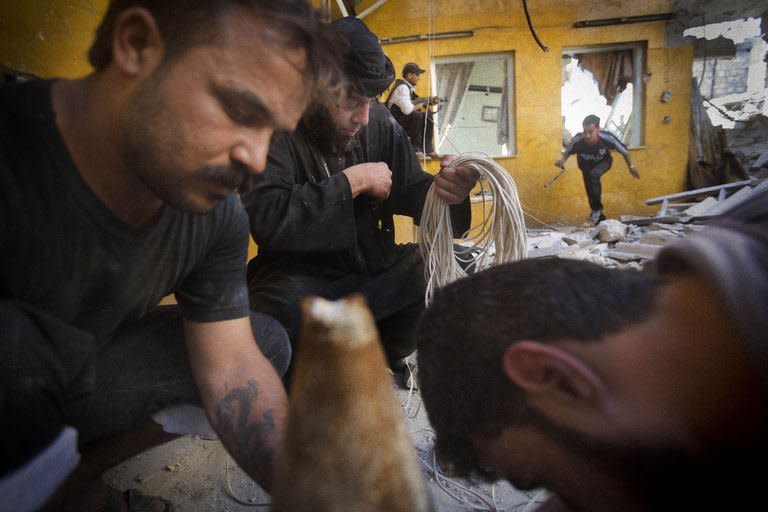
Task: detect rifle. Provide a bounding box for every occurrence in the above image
[414,96,447,106]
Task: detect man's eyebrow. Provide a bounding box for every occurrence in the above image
[213,84,286,129]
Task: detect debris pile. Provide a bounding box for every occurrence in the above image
[526,220,702,270]
[725,115,768,178]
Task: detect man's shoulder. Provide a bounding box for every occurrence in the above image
[599,130,625,148]
[569,132,585,146]
[391,78,408,88]
[369,103,404,134]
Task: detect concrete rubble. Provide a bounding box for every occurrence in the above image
[526,219,706,270]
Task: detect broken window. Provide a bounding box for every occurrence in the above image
[561,43,645,148]
[431,52,515,157]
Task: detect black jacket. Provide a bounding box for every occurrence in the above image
[242,103,469,278]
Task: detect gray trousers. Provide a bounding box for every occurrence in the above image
[0,300,290,477]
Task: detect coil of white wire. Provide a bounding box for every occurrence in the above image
[418,154,527,305]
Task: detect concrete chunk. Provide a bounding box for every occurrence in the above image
[606,242,662,261]
[683,196,719,217]
[594,219,628,243]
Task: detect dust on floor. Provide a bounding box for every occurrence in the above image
[103,383,548,511]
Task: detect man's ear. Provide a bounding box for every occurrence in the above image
[502,341,604,402]
[111,7,165,77]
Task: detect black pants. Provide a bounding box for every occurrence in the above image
[0,301,290,477]
[579,158,613,211]
[248,247,426,374]
[398,110,435,154]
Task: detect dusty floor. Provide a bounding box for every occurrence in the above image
[103,216,710,511]
[103,380,548,511]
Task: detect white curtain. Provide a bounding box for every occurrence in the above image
[435,62,474,151]
[496,79,509,145]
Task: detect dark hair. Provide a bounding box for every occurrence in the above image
[583,114,600,127]
[88,0,341,101]
[415,257,661,478]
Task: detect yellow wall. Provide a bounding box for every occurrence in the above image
[0,1,107,78]
[362,0,693,225]
[1,0,693,230]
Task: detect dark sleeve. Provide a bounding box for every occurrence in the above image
[174,195,251,322]
[371,105,472,235]
[242,132,357,253]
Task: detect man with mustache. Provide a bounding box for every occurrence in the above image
[0,1,338,510]
[415,189,768,511]
[242,17,479,386]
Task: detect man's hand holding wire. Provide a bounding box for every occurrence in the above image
[434,155,480,205]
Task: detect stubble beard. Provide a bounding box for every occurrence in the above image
[119,73,245,215]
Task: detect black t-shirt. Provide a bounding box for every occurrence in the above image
[565,130,629,170]
[0,80,251,345]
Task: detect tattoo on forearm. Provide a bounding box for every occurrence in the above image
[216,380,276,485]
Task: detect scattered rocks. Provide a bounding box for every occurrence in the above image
[526,219,692,269]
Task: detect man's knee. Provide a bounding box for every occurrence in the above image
[0,301,93,478]
[249,273,339,346]
[588,170,603,183]
[249,312,292,377]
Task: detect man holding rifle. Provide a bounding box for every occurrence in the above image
[386,62,441,158]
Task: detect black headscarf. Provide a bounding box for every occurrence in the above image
[330,16,395,97]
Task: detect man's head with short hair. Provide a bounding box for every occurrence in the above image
[74,0,341,217]
[416,251,768,510]
[582,114,600,128]
[416,257,660,479]
[582,114,601,144]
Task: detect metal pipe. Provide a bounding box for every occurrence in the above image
[380,30,474,45]
[573,13,674,28]
[335,0,348,18]
[358,0,391,19]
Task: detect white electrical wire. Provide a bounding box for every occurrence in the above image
[418,154,527,305]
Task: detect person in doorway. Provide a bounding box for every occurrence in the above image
[385,62,440,158]
[555,114,639,224]
[0,1,338,511]
[242,17,478,388]
[415,189,768,511]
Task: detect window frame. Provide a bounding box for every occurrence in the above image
[430,51,516,157]
[562,42,646,148]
